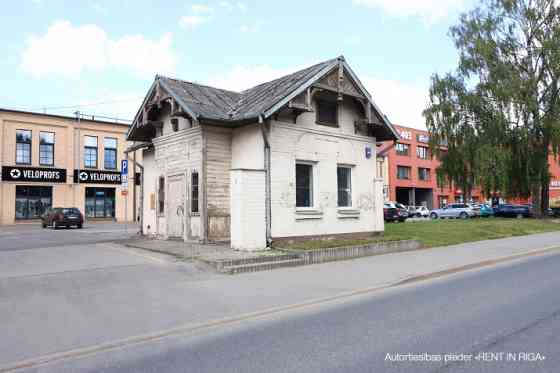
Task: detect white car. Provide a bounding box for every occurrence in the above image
[414,206,430,218]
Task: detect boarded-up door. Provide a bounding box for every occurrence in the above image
[167,175,185,238]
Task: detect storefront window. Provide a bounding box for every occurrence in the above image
[16,129,32,165]
[84,136,98,168]
[15,186,52,219]
[85,187,115,218]
[40,132,55,166]
[104,138,117,170]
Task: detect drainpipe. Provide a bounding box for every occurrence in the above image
[259,115,272,247]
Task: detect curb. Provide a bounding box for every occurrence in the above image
[3,245,558,372]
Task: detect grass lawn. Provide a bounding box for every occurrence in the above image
[276,218,560,251]
[384,218,560,248]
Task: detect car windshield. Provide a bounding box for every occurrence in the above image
[61,208,80,214]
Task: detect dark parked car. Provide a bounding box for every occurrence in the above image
[41,207,84,229]
[493,204,532,218]
[384,203,399,222]
[395,203,409,222]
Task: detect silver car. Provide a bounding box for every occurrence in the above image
[430,203,476,219]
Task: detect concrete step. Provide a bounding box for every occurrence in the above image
[202,253,301,272]
[222,258,306,274]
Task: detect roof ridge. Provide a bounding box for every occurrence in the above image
[158,75,242,96]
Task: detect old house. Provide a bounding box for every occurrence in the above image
[127,56,398,250]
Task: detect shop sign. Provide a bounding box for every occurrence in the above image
[399,130,412,140]
[550,180,560,190]
[1,166,67,183]
[74,169,121,184]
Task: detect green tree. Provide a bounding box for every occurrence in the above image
[424,0,560,215]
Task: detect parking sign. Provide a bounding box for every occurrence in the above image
[121,160,128,189]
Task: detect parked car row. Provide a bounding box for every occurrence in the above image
[384,201,538,222]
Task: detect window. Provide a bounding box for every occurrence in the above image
[84,136,98,168]
[158,176,165,215]
[296,163,313,207]
[16,130,32,164]
[337,166,352,207]
[418,167,430,181]
[39,132,55,166]
[397,165,411,180]
[104,138,117,170]
[316,99,338,126]
[191,172,199,213]
[417,146,429,159]
[376,159,384,179]
[395,143,409,156]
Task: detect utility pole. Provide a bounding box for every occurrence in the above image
[74,111,83,221]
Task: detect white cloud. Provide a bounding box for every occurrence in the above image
[21,20,176,79]
[191,4,213,13]
[240,23,258,33]
[237,2,248,12]
[362,77,429,129]
[179,14,211,29]
[352,0,466,23]
[219,1,233,10]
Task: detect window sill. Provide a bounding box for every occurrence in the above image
[295,208,323,220]
[337,208,360,219]
[315,121,339,128]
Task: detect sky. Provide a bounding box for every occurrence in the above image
[0,0,476,129]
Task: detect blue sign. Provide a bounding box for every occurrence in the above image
[365,145,372,159]
[121,160,128,176]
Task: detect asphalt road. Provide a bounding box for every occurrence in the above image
[0,222,139,251]
[23,251,560,373]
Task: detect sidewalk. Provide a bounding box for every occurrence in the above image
[2,232,560,368]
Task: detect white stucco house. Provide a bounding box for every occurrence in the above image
[127,56,398,250]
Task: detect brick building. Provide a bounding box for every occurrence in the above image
[378,124,482,209]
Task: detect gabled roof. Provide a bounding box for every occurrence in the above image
[129,56,399,140]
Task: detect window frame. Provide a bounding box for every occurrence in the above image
[396,165,411,180]
[15,129,32,165]
[295,161,315,208]
[157,176,165,216]
[83,135,98,169]
[337,165,352,207]
[395,142,410,156]
[315,99,339,127]
[418,167,431,181]
[39,131,55,166]
[416,145,429,160]
[103,137,118,170]
[191,171,199,214]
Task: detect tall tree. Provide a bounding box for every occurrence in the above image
[425,0,560,214]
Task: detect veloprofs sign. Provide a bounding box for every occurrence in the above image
[73,169,122,184]
[1,166,67,182]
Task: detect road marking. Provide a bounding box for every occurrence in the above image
[1,245,559,372]
[101,243,173,264]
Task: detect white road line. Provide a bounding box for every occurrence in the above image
[100,243,172,264]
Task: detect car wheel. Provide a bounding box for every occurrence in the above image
[42,222,47,228]
[460,212,468,219]
[430,212,438,219]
